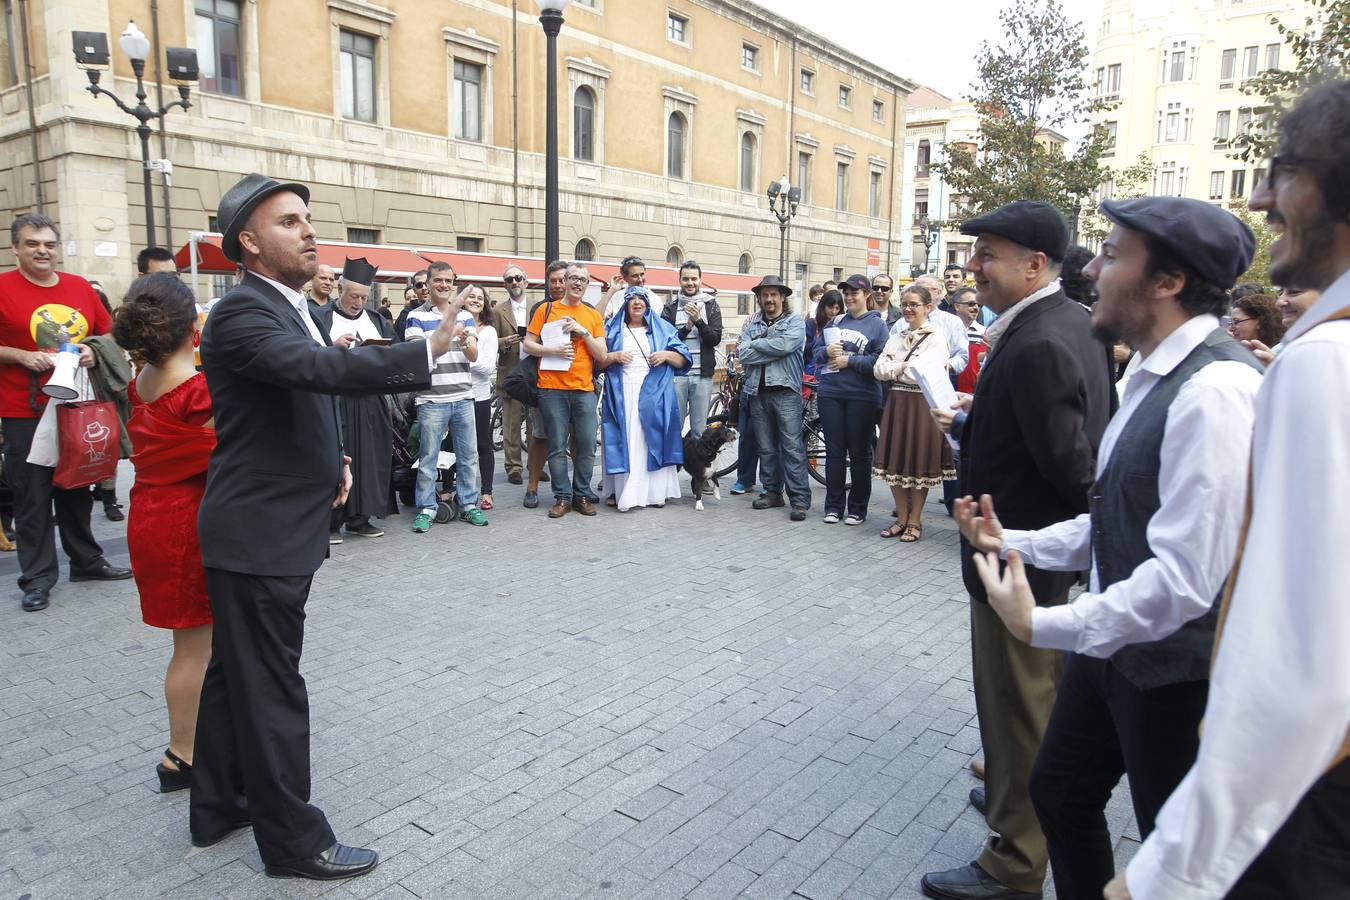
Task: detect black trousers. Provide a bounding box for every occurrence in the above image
[1029,653,1208,900]
[1,416,104,593]
[474,397,495,497]
[1227,757,1350,899]
[190,568,335,865]
[817,395,876,518]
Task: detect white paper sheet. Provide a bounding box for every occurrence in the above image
[539,319,573,371]
[910,354,961,450]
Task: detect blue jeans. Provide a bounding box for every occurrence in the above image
[736,390,759,486]
[415,399,480,513]
[673,374,713,438]
[749,387,811,510]
[538,388,599,504]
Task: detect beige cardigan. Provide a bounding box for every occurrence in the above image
[874,322,945,388]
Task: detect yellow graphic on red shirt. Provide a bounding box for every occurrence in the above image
[30,305,90,350]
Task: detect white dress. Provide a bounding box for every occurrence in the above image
[602,327,682,511]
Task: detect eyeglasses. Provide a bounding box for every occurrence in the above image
[504,275,527,284]
[1266,154,1328,191]
[900,302,924,310]
[566,275,589,284]
[1227,316,1254,330]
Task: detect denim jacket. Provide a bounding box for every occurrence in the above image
[737,312,805,397]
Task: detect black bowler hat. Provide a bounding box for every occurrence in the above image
[751,275,793,297]
[842,273,872,292]
[960,200,1069,262]
[1100,197,1255,289]
[342,256,378,286]
[217,173,311,263]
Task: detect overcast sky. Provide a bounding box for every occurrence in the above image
[765,0,1109,105]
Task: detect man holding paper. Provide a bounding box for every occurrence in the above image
[524,262,608,518]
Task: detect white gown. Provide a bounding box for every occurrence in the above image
[602,328,682,511]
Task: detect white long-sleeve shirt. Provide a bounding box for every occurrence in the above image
[1002,314,1262,658]
[1124,272,1350,899]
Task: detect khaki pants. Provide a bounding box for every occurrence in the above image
[499,393,530,476]
[971,594,1066,893]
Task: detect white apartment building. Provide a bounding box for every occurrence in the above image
[1090,0,1315,207]
[897,87,980,278]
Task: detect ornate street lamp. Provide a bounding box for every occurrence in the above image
[73,22,197,249]
[538,0,571,265]
[919,215,942,275]
[767,176,801,282]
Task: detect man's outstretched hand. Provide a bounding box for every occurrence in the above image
[952,493,1003,553]
[972,549,1035,643]
[426,288,472,357]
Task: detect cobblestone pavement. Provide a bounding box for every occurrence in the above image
[1,462,1139,899]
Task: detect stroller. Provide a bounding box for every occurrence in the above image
[390,394,461,524]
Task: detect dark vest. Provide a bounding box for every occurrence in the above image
[1089,327,1261,690]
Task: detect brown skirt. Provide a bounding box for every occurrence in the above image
[872,387,955,489]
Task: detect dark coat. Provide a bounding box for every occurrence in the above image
[958,289,1113,604]
[661,292,723,378]
[198,272,428,576]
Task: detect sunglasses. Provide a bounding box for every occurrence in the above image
[413,281,428,288]
[873,285,893,292]
[504,274,527,284]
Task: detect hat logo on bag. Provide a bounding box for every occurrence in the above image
[83,420,112,461]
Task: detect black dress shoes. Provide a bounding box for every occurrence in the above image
[69,560,133,582]
[190,819,252,848]
[21,589,49,612]
[264,843,379,881]
[970,786,987,816]
[921,862,1041,900]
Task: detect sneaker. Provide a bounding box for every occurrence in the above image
[411,512,432,533]
[347,522,384,538]
[460,506,489,527]
[752,492,785,510]
[790,508,808,522]
[523,490,539,509]
[329,529,343,544]
[822,512,841,524]
[844,514,865,526]
[730,482,750,495]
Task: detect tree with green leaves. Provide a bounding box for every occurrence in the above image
[1229,201,1277,288]
[1231,0,1350,163]
[933,0,1112,232]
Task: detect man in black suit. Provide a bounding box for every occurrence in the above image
[921,202,1112,900]
[190,174,466,881]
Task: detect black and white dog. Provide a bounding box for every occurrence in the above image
[680,421,737,511]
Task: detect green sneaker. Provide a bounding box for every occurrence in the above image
[411,512,432,533]
[460,506,489,527]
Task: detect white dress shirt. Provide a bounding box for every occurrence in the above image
[1001,314,1261,659]
[1124,271,1350,899]
[889,307,969,373]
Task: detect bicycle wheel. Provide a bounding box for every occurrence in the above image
[707,394,740,478]
[803,408,829,487]
[491,399,504,452]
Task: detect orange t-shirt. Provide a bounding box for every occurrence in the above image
[529,301,604,392]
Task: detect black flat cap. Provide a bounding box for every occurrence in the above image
[751,275,793,297]
[1100,197,1255,289]
[217,173,310,262]
[841,274,872,292]
[960,200,1069,262]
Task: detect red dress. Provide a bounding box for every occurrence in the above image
[126,373,216,629]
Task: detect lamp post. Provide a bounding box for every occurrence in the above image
[538,0,570,265]
[73,22,197,249]
[767,176,801,282]
[919,216,942,275]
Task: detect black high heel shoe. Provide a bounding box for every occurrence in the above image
[157,748,192,793]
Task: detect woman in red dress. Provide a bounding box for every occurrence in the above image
[112,273,216,792]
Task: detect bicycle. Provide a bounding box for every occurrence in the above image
[709,363,831,487]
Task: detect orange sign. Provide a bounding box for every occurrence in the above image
[866,238,881,267]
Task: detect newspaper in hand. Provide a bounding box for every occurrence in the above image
[909,353,960,451]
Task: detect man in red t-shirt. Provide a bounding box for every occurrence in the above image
[0,213,131,612]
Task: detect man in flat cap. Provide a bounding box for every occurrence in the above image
[319,257,396,542]
[192,174,467,881]
[921,201,1113,900]
[958,196,1262,900]
[1102,79,1350,900]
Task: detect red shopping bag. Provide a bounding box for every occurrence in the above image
[53,400,121,489]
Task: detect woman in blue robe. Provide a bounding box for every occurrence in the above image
[600,287,692,511]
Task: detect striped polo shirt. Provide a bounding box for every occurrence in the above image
[404,304,475,404]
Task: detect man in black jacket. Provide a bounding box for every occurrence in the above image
[921,201,1113,900]
[191,174,464,881]
[661,260,722,437]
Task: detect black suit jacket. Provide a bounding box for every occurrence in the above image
[198,273,428,576]
[958,289,1112,604]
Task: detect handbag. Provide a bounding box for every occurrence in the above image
[503,301,551,408]
[27,363,97,468]
[53,399,121,489]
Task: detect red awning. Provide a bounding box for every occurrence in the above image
[177,235,763,293]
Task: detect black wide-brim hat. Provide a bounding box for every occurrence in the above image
[218,172,311,263]
[751,275,793,297]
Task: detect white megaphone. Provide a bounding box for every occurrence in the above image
[42,343,82,400]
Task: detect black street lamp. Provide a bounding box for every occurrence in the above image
[73,22,197,250]
[919,216,942,275]
[538,0,570,265]
[767,177,801,282]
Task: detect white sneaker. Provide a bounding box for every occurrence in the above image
[845,514,865,526]
[822,512,841,524]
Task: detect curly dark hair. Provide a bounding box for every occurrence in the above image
[1233,293,1286,347]
[112,273,198,367]
[1060,245,1098,305]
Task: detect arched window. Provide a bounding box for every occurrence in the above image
[573,86,595,161]
[739,132,756,192]
[738,252,752,274]
[666,245,684,267]
[667,112,686,178]
[574,238,596,261]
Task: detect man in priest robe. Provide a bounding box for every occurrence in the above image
[320,257,396,541]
